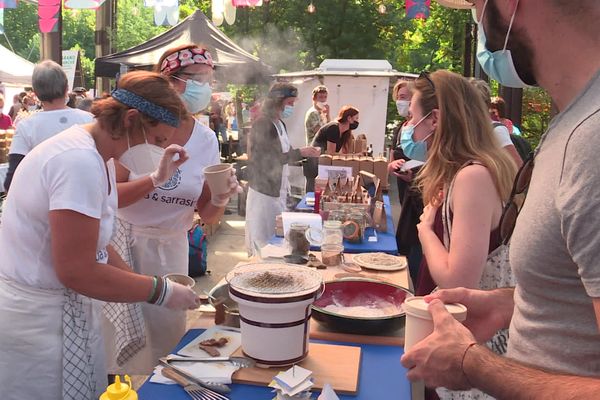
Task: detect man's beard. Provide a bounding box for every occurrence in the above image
[485,0,537,86]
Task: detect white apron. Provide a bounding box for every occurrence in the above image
[245,120,291,255]
[104,224,189,375]
[0,278,106,400]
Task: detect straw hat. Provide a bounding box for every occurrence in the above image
[436,0,474,9]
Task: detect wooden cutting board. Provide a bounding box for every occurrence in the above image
[309,318,405,347]
[232,342,361,394]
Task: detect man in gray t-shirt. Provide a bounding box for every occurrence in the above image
[401,0,600,398]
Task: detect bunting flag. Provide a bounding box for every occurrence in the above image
[64,0,105,9]
[0,0,17,9]
[212,0,224,26]
[406,0,430,19]
[223,0,235,24]
[232,0,262,6]
[154,0,178,26]
[38,0,60,33]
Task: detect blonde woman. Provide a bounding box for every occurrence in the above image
[407,71,517,400]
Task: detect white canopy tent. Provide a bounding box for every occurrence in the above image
[0,44,35,115]
[0,44,34,86]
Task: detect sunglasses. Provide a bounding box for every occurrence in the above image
[419,71,436,92]
[499,152,534,244]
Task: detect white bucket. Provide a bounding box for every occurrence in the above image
[227,263,323,367]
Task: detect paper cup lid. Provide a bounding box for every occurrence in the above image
[404,296,467,322]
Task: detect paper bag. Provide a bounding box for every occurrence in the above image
[373,200,387,232]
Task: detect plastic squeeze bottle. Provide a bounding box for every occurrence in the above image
[99,375,138,400]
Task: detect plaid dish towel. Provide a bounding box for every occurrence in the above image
[63,290,97,400]
[103,217,146,366]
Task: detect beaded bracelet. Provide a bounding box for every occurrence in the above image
[147,276,158,302]
[461,342,478,388]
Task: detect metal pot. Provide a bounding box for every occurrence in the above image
[208,283,240,328]
[311,278,413,335]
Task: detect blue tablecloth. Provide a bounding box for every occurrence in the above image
[272,193,398,254]
[138,329,411,399]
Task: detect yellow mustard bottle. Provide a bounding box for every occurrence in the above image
[99,375,138,400]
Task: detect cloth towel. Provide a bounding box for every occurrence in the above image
[103,217,147,366]
[62,290,97,400]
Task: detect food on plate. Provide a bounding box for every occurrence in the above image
[352,252,406,271]
[198,344,221,357]
[198,336,229,356]
[199,337,229,347]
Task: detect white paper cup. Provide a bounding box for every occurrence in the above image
[164,273,195,288]
[403,296,467,351]
[203,163,233,195]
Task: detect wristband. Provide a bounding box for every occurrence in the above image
[461,342,478,388]
[156,277,172,306]
[210,196,229,207]
[147,276,158,302]
[149,172,161,188]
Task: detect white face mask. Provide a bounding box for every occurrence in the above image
[396,100,410,117]
[119,126,164,181]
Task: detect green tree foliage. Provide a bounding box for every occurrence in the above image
[0,0,551,143]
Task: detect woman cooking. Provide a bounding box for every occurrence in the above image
[0,71,199,400]
[245,83,320,254]
[311,105,360,154]
[103,44,240,375]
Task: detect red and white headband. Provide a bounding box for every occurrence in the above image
[160,47,214,76]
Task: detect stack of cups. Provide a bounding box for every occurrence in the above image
[404,297,467,400]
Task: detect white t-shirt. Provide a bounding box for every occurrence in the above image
[9,108,94,156]
[0,125,116,289]
[492,123,513,148]
[118,120,220,231]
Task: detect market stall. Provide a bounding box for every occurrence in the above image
[94,10,272,85]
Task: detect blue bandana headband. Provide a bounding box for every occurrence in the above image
[111,88,179,127]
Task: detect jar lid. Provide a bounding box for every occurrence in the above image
[404,296,467,322]
[226,263,322,297]
[323,220,342,229]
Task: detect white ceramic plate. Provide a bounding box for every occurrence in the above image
[352,253,407,271]
[177,326,241,358]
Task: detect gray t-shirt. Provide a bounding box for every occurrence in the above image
[508,69,600,376]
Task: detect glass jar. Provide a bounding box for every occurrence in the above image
[322,220,343,247]
[286,223,311,256]
[343,211,366,243]
[328,209,346,222]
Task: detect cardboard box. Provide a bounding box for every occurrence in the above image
[373,157,389,190]
[319,154,332,166]
[359,156,374,174]
[347,156,360,177]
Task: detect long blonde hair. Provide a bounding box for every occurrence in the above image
[415,70,517,206]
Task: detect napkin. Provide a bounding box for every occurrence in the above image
[269,365,314,399]
[150,361,239,385]
[318,383,340,400]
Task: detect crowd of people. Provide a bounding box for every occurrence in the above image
[0,0,599,398]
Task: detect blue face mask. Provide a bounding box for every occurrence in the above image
[475,0,527,88]
[179,79,212,113]
[400,112,433,162]
[281,105,294,119]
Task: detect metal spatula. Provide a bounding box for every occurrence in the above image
[161,366,230,400]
